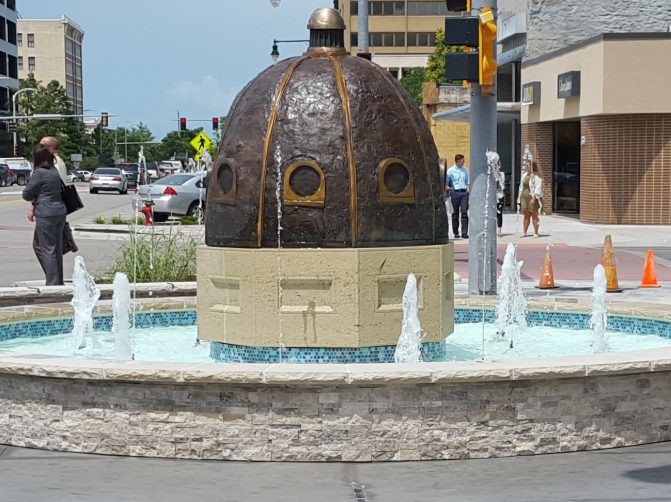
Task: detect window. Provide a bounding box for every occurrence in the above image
[66,81,74,97]
[27,33,34,48]
[66,59,74,76]
[16,31,21,46]
[0,52,6,76]
[16,56,21,72]
[370,32,405,47]
[407,1,448,16]
[351,1,404,16]
[6,20,15,45]
[6,0,15,10]
[28,56,35,71]
[283,161,325,208]
[407,32,437,47]
[0,18,5,41]
[7,55,16,78]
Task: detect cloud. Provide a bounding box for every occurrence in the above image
[163,75,237,115]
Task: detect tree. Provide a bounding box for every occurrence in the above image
[400,67,428,106]
[425,29,463,85]
[16,74,94,165]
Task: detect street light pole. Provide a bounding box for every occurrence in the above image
[11,87,37,156]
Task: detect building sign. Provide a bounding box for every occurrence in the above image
[522,81,541,105]
[558,71,581,98]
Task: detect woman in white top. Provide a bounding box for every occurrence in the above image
[517,161,543,237]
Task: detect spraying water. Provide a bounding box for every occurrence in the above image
[591,264,609,353]
[495,243,527,348]
[274,143,285,362]
[112,272,133,360]
[394,273,423,363]
[70,256,101,351]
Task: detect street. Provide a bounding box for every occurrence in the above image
[0,183,137,286]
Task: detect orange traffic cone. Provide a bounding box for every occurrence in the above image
[538,245,557,289]
[600,235,621,292]
[639,250,661,288]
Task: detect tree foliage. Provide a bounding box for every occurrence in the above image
[425,29,463,84]
[400,67,428,106]
[8,73,224,170]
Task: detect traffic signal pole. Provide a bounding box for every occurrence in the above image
[468,0,497,295]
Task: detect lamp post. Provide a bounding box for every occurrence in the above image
[11,87,37,156]
[270,38,309,63]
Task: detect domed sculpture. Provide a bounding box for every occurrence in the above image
[198,8,454,362]
[205,8,448,248]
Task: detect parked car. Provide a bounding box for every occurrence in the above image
[0,163,16,187]
[0,157,31,185]
[74,170,92,182]
[116,162,146,189]
[66,172,78,183]
[90,167,128,194]
[158,161,182,178]
[132,172,207,222]
[145,162,160,182]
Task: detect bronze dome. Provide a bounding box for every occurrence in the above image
[206,11,448,248]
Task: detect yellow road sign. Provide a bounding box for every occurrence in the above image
[190,131,212,152]
[194,151,202,161]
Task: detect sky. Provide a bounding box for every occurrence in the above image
[20,0,329,139]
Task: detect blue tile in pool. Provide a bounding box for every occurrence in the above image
[210,340,445,364]
[0,310,196,342]
[2,308,670,362]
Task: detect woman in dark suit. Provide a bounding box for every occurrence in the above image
[22,144,67,285]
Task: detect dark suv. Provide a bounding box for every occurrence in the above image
[0,163,15,187]
[116,162,145,189]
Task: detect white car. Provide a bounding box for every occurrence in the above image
[74,170,92,182]
[66,173,78,183]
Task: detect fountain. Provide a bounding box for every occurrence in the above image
[0,8,671,463]
[394,273,423,363]
[591,264,609,352]
[70,256,100,350]
[112,272,133,360]
[495,243,527,348]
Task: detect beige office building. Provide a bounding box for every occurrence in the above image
[17,16,84,115]
[339,0,452,77]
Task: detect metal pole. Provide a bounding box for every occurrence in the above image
[358,0,368,53]
[11,88,37,157]
[468,0,498,295]
[124,127,128,162]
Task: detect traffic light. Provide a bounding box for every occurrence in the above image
[101,112,108,128]
[445,0,470,12]
[444,17,479,82]
[180,117,187,131]
[212,117,219,131]
[478,6,497,86]
[6,120,16,133]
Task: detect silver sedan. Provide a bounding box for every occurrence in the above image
[133,173,207,222]
[89,167,128,194]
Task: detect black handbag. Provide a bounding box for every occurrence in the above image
[62,222,78,254]
[61,181,84,214]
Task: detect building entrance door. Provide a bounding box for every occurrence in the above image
[553,121,581,213]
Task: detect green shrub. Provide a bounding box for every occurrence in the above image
[178,215,198,225]
[111,214,126,224]
[99,231,198,283]
[94,215,107,224]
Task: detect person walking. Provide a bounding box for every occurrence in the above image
[445,154,469,239]
[22,144,67,285]
[39,136,68,183]
[517,160,543,238]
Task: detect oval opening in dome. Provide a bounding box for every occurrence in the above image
[218,163,235,194]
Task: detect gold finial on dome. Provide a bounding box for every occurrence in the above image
[307,8,346,30]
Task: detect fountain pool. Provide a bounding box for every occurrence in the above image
[1,297,671,462]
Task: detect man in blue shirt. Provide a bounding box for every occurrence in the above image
[445,154,469,239]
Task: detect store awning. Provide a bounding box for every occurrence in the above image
[432,101,521,123]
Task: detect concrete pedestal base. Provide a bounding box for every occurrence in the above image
[197,244,454,350]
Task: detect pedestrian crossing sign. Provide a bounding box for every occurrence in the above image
[190,131,212,153]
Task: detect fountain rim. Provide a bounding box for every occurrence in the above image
[1,294,671,386]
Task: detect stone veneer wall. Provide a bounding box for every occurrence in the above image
[581,114,671,225]
[520,122,553,214]
[525,0,671,61]
[1,367,670,461]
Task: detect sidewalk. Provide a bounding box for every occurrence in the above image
[453,213,671,282]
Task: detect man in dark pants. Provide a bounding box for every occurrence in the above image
[445,154,470,239]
